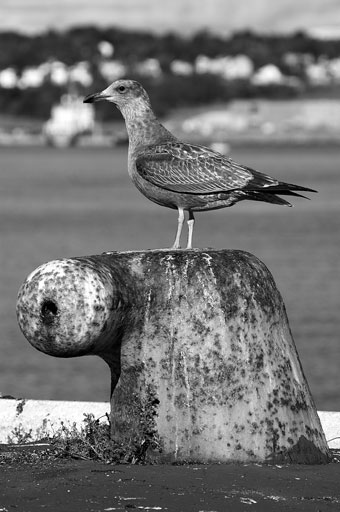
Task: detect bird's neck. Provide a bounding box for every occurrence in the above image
[121,102,176,150]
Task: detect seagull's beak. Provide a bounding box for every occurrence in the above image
[83,90,111,104]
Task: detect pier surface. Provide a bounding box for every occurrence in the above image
[1,448,340,512]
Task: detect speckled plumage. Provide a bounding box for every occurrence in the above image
[84,79,316,248]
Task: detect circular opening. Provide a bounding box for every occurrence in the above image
[41,299,58,324]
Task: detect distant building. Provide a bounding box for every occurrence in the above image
[195,54,253,80]
[0,68,18,88]
[44,93,95,147]
[0,60,95,90]
[304,56,340,85]
[170,60,194,76]
[328,58,340,82]
[69,62,93,87]
[222,55,254,80]
[251,64,302,89]
[49,61,69,86]
[135,58,162,78]
[18,66,45,88]
[99,60,126,83]
[251,64,284,85]
[283,52,313,70]
[97,40,114,58]
[305,59,330,86]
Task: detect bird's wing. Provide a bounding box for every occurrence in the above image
[135,142,279,195]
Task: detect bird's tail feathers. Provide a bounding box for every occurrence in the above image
[245,169,317,196]
[244,178,317,206]
[245,191,293,207]
[262,182,317,196]
[281,183,317,193]
[263,188,311,200]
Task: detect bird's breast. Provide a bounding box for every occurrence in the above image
[128,159,179,209]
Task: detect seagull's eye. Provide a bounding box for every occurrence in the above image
[117,85,126,93]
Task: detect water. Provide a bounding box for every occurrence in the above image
[0,144,339,411]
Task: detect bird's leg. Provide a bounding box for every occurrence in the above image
[186,210,195,249]
[171,207,184,249]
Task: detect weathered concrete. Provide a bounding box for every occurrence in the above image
[16,249,330,463]
[0,399,338,449]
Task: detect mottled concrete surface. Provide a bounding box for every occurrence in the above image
[1,447,340,512]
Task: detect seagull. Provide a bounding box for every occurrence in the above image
[84,79,316,249]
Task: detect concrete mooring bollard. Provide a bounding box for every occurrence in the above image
[16,249,330,463]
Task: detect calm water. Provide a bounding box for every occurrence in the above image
[0,144,339,411]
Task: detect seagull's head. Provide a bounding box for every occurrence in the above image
[83,79,152,117]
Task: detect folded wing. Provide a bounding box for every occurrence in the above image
[135,142,256,194]
[135,142,317,202]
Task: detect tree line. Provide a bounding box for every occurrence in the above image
[1,26,339,120]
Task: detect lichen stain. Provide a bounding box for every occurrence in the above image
[268,435,330,464]
[16,399,26,415]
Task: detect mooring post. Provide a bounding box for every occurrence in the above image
[17,249,330,463]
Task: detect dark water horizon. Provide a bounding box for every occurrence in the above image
[0,144,339,411]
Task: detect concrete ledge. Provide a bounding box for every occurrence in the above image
[0,399,339,449]
[0,399,109,444]
[317,411,340,449]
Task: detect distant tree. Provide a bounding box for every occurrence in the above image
[0,84,63,119]
[0,25,338,119]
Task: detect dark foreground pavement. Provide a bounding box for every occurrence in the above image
[1,447,340,512]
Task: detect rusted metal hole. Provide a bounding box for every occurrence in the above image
[41,299,58,324]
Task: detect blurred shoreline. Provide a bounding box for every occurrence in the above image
[2,133,340,147]
[2,97,340,148]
